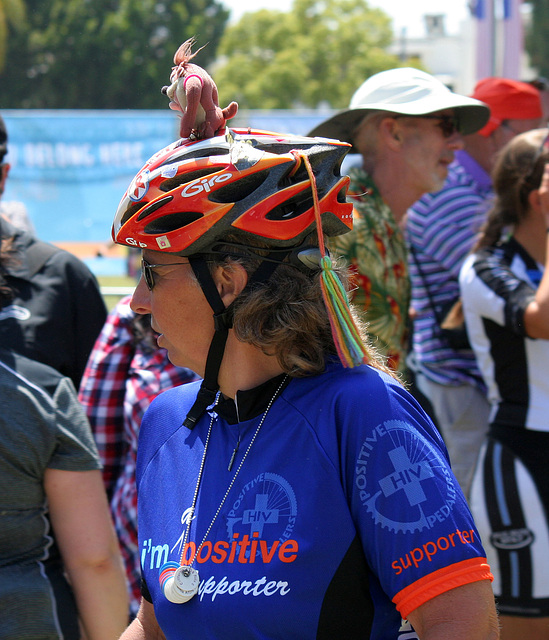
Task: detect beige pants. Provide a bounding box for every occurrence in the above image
[416,374,491,498]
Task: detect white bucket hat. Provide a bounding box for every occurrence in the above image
[308,68,490,151]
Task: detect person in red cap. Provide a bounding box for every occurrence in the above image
[465,78,544,165]
[406,78,543,498]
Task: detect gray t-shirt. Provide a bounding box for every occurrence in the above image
[0,349,101,639]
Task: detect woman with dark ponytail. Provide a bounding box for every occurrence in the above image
[460,128,549,639]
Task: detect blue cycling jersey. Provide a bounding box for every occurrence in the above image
[137,362,491,639]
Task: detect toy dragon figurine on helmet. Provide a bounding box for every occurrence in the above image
[161,38,239,140]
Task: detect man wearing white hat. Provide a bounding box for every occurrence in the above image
[406,77,543,495]
[309,68,489,377]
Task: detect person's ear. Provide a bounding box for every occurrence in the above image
[528,186,542,212]
[379,117,402,150]
[214,262,248,306]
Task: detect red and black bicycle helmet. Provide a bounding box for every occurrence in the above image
[112,128,352,255]
[112,128,354,429]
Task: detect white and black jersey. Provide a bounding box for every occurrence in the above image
[460,237,548,433]
[460,237,549,617]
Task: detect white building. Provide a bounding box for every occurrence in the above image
[390,9,538,95]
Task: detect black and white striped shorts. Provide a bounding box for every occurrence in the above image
[469,426,549,617]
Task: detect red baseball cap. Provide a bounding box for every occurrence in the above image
[472,77,543,137]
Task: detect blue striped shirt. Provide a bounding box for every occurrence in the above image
[406,150,492,388]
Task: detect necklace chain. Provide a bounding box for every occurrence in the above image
[179,375,288,567]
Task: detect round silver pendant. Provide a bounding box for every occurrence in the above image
[163,565,200,604]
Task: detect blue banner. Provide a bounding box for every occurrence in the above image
[2,110,178,243]
[2,109,335,244]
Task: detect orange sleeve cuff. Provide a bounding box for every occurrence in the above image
[393,557,493,619]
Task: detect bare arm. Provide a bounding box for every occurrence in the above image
[407,580,500,640]
[119,599,165,640]
[44,468,129,640]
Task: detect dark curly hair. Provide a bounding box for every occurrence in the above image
[474,128,549,251]
[202,232,392,378]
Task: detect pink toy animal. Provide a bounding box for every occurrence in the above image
[162,38,238,140]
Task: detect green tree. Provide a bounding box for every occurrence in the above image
[0,0,229,108]
[0,0,26,71]
[213,0,401,109]
[526,0,549,78]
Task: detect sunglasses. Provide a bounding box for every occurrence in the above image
[141,258,190,291]
[395,114,461,138]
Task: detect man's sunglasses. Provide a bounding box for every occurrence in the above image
[141,258,190,291]
[395,114,461,138]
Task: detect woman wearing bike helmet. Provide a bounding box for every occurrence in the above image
[114,129,498,639]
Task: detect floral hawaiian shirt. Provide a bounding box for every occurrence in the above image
[329,167,410,373]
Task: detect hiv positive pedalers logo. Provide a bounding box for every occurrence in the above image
[142,473,298,602]
[355,420,456,534]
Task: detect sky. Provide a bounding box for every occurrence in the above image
[223,0,470,38]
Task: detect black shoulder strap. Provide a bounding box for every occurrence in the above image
[408,242,444,325]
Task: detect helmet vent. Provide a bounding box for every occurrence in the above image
[266,189,313,221]
[144,211,203,235]
[119,202,141,227]
[279,161,310,188]
[209,170,269,203]
[164,147,228,165]
[137,195,174,221]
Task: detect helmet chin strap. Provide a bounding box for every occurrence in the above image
[182,252,290,429]
[182,256,232,429]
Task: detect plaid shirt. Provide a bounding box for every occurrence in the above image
[78,296,198,615]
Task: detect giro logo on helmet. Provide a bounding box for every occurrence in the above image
[126,237,148,248]
[181,173,233,198]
